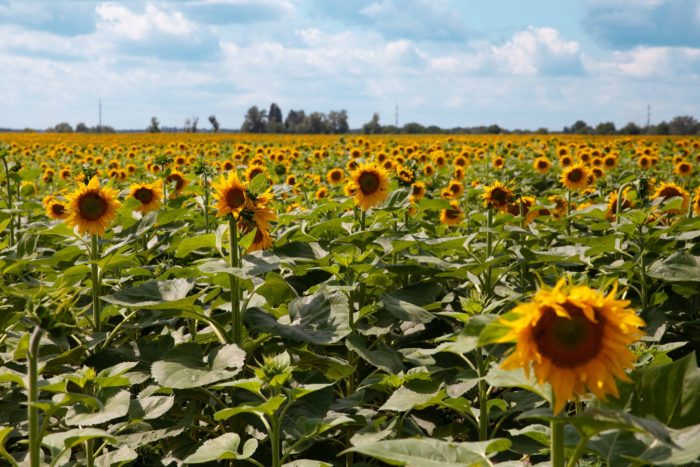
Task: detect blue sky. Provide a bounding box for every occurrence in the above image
[1,0,699,130]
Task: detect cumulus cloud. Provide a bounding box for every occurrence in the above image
[95,2,221,61]
[581,0,700,49]
[180,0,295,24]
[585,46,700,79]
[490,27,583,75]
[312,0,468,42]
[0,0,96,36]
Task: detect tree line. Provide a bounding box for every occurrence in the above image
[240,103,350,134]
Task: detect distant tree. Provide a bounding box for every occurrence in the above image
[191,117,198,133]
[52,122,73,133]
[241,106,267,133]
[208,115,220,133]
[284,110,306,133]
[403,122,426,134]
[536,127,549,134]
[75,122,89,133]
[619,122,642,135]
[569,120,592,134]
[148,117,160,133]
[655,121,671,135]
[669,115,699,135]
[362,113,382,134]
[327,110,349,134]
[486,124,502,134]
[303,112,329,133]
[595,121,616,135]
[382,125,400,134]
[268,103,283,125]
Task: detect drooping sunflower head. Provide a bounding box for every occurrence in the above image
[246,228,273,254]
[410,182,426,201]
[66,176,121,236]
[482,181,513,211]
[350,162,390,211]
[440,201,464,226]
[652,181,690,214]
[497,279,645,413]
[693,187,700,216]
[165,171,188,197]
[130,181,163,213]
[212,172,249,217]
[560,164,592,191]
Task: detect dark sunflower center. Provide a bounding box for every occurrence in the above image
[253,229,264,244]
[225,187,246,209]
[538,161,548,169]
[331,171,342,180]
[533,304,604,368]
[358,172,380,195]
[567,169,583,182]
[134,187,154,204]
[491,188,508,203]
[78,193,108,221]
[445,208,461,219]
[658,187,680,200]
[52,204,65,215]
[450,184,460,194]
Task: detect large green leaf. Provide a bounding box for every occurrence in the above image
[151,343,244,389]
[102,278,199,309]
[346,333,403,375]
[380,379,445,411]
[94,446,138,467]
[246,289,350,345]
[343,437,510,467]
[648,252,700,282]
[183,433,257,463]
[630,352,700,428]
[64,389,131,426]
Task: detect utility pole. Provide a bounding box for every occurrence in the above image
[646,103,651,129]
[395,104,399,128]
[98,98,102,132]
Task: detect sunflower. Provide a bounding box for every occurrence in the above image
[674,161,693,177]
[492,156,505,170]
[496,279,644,413]
[165,171,188,197]
[316,186,329,200]
[65,176,121,236]
[560,164,591,191]
[693,187,700,216]
[410,182,426,202]
[351,162,390,211]
[129,181,163,213]
[440,201,464,225]
[246,228,272,254]
[326,168,344,185]
[533,157,551,174]
[606,187,634,219]
[45,199,68,220]
[212,172,249,217]
[652,182,690,214]
[637,155,652,170]
[482,181,513,211]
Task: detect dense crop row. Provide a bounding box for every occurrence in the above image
[1,133,699,466]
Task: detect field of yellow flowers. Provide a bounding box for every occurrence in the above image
[1,133,700,466]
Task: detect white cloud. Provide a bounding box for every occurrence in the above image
[490,27,582,75]
[585,46,700,79]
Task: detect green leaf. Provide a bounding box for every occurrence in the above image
[380,380,445,411]
[248,172,268,195]
[246,289,351,345]
[215,395,287,420]
[631,352,700,428]
[343,437,511,467]
[485,366,550,402]
[648,252,700,283]
[257,272,297,308]
[43,428,116,451]
[94,446,138,467]
[183,433,257,463]
[175,233,217,258]
[283,461,332,467]
[152,343,244,389]
[102,278,199,310]
[346,333,403,375]
[129,395,174,420]
[64,389,131,426]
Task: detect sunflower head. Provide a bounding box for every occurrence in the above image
[652,181,689,214]
[212,172,250,217]
[482,181,513,211]
[533,157,551,174]
[66,176,121,236]
[130,181,163,213]
[46,199,68,220]
[326,168,344,185]
[497,279,645,413]
[560,164,592,191]
[440,201,463,226]
[350,162,390,211]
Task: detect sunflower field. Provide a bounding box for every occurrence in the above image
[1,133,700,467]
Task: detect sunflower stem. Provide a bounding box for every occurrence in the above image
[90,234,101,333]
[203,170,210,234]
[28,326,44,467]
[1,152,15,246]
[550,418,565,467]
[566,188,572,236]
[228,215,242,345]
[485,207,494,298]
[566,431,590,467]
[476,348,489,441]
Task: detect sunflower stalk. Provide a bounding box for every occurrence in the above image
[1,151,15,246]
[90,234,102,332]
[476,348,489,441]
[550,418,565,467]
[27,326,44,467]
[485,207,494,298]
[228,215,242,345]
[566,188,572,236]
